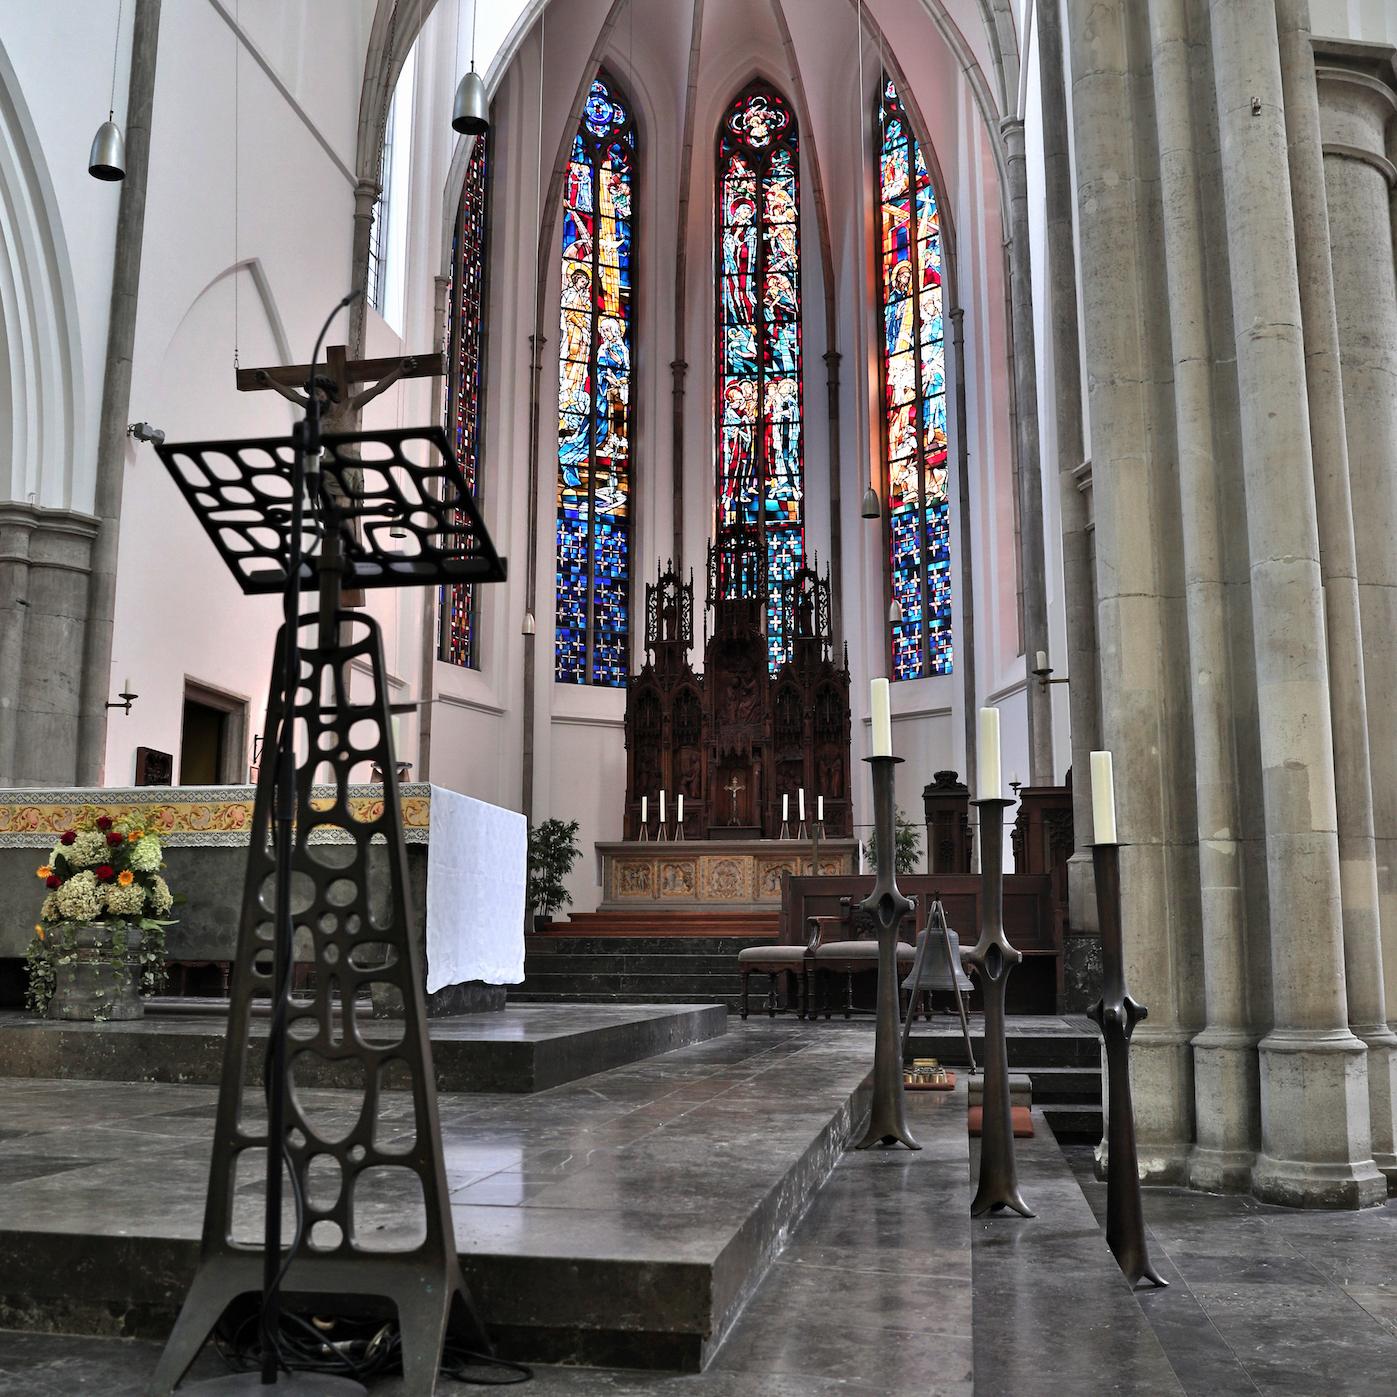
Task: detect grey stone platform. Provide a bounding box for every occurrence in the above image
[0,1025,870,1370]
[0,1003,727,1095]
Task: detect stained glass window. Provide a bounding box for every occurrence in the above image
[554,70,635,686]
[877,75,952,679]
[716,80,804,671]
[440,129,490,667]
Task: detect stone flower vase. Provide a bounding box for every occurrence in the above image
[50,924,146,1022]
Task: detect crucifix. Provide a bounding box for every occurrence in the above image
[237,345,441,603]
[724,772,744,826]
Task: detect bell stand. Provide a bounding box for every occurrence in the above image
[898,897,977,1071]
[147,336,506,1393]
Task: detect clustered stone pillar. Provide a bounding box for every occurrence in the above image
[1066,0,1195,1184]
[1208,0,1381,1208]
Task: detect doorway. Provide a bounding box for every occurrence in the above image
[179,682,248,785]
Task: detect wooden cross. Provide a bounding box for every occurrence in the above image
[236,344,441,436]
[725,773,744,825]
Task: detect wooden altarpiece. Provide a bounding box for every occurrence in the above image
[623,525,852,840]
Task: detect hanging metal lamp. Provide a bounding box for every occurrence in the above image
[452,67,489,134]
[88,117,126,180]
[861,485,881,519]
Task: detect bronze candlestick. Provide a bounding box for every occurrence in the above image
[1089,841,1167,1287]
[855,754,920,1150]
[963,797,1033,1216]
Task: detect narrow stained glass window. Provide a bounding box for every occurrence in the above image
[554,70,635,686]
[440,128,490,667]
[716,79,804,672]
[877,74,952,679]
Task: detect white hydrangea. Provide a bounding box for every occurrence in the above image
[40,893,58,921]
[103,881,147,917]
[149,875,174,915]
[128,837,163,873]
[67,830,108,867]
[55,870,101,922]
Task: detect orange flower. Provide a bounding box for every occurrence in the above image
[117,869,135,886]
[36,865,53,879]
[129,830,144,842]
[34,925,45,940]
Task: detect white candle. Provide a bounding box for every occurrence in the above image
[677,793,683,823]
[798,788,806,822]
[870,678,892,757]
[1035,650,1049,673]
[122,675,132,695]
[640,795,648,826]
[817,795,824,822]
[1091,750,1118,844]
[977,707,1001,801]
[391,715,401,751]
[659,789,666,824]
[782,793,789,822]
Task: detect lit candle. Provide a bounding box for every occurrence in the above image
[798,788,806,822]
[1035,650,1048,673]
[659,789,666,825]
[1091,750,1118,844]
[782,793,789,822]
[640,795,648,826]
[977,707,1001,801]
[677,793,684,823]
[870,677,892,757]
[817,795,824,823]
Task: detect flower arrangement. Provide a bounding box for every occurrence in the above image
[25,812,175,1016]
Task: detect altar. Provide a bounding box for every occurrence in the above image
[0,782,525,1016]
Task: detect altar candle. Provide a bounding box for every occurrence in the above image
[1091,750,1118,845]
[782,793,789,822]
[798,788,806,822]
[1035,649,1048,673]
[659,789,666,825]
[870,677,892,757]
[817,795,824,822]
[977,707,1001,801]
[677,793,683,823]
[641,795,648,826]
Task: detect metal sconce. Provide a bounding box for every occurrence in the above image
[106,677,138,715]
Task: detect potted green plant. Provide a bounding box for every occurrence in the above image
[862,807,923,877]
[26,813,174,1021]
[527,818,581,931]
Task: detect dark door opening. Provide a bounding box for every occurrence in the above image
[180,697,227,785]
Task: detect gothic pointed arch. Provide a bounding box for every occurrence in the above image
[440,130,491,667]
[554,66,636,687]
[876,72,951,679]
[715,77,804,672]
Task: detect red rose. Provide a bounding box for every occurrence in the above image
[96,815,113,831]
[45,874,61,889]
[60,830,76,845]
[106,830,123,846]
[96,864,115,881]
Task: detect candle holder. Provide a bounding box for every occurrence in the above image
[638,817,650,842]
[963,797,1033,1216]
[1031,662,1070,694]
[1089,842,1166,1288]
[810,819,823,877]
[779,818,791,840]
[656,818,668,843]
[854,754,920,1151]
[797,820,808,840]
[675,815,685,843]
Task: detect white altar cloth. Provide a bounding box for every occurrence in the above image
[424,785,526,991]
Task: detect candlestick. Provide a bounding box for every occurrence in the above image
[817,795,824,823]
[870,677,892,757]
[977,708,1001,801]
[798,788,806,823]
[1091,750,1117,844]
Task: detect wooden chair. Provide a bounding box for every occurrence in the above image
[737,916,820,1019]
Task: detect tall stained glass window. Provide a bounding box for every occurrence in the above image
[877,75,951,679]
[555,70,635,686]
[716,80,804,671]
[440,129,490,667]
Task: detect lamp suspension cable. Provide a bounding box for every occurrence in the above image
[108,0,124,121]
[233,0,240,367]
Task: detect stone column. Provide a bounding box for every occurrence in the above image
[949,309,976,793]
[1038,0,1100,939]
[76,0,162,784]
[348,177,381,359]
[1148,0,1258,1193]
[999,117,1054,785]
[1066,0,1195,1183]
[1209,0,1381,1208]
[1283,17,1397,1185]
[823,349,844,649]
[670,358,688,573]
[1316,47,1397,1045]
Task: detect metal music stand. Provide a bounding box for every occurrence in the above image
[147,420,505,1394]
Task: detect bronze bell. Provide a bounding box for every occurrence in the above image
[902,922,973,994]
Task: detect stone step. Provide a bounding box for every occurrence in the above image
[529,934,778,956]
[1023,1064,1102,1103]
[518,972,749,997]
[511,990,746,1008]
[1043,1102,1104,1142]
[523,952,750,975]
[904,1026,1102,1068]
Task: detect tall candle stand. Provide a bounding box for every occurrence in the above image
[963,797,1033,1216]
[1089,842,1166,1287]
[855,755,920,1151]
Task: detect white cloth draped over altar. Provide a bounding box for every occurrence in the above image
[424,784,527,991]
